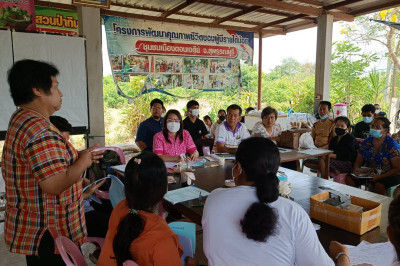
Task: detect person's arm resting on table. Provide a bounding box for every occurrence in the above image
[215,142,237,154]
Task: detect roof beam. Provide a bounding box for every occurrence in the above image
[255,14,307,30]
[349,0,400,16]
[196,0,244,10]
[111,2,163,13]
[160,0,198,18]
[213,6,262,24]
[323,0,362,11]
[291,0,350,13]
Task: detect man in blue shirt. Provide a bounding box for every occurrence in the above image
[135,99,164,151]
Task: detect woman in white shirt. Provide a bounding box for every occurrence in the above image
[251,106,281,142]
[202,137,337,266]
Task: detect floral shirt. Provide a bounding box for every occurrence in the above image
[153,130,197,156]
[358,135,400,173]
[251,122,282,138]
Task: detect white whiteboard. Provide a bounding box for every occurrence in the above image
[0,31,17,132]
[0,32,89,134]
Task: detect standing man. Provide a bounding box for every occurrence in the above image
[135,99,164,151]
[211,109,226,138]
[353,104,375,139]
[1,59,102,265]
[183,100,209,141]
[215,104,250,154]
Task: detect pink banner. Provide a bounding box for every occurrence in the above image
[0,0,36,31]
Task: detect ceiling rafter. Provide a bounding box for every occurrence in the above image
[213,6,262,24]
[160,0,198,18]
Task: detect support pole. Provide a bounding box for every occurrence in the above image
[257,32,262,110]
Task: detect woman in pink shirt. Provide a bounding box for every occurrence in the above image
[153,109,199,162]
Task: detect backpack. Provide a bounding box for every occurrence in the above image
[87,150,122,190]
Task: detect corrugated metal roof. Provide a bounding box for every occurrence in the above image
[36,0,400,37]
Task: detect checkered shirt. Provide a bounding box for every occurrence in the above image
[1,108,86,255]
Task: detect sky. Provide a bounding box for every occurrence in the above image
[101,21,388,76]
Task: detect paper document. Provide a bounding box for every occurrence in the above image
[165,161,178,169]
[350,173,374,179]
[111,164,126,173]
[164,186,210,205]
[298,149,329,156]
[346,241,397,266]
[278,148,292,153]
[312,222,321,231]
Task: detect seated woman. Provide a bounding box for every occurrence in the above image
[98,152,197,266]
[346,117,400,195]
[153,109,199,162]
[202,137,334,266]
[251,106,281,142]
[305,116,358,176]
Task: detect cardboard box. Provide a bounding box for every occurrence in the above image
[278,130,300,149]
[310,191,382,235]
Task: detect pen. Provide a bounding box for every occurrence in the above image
[198,191,202,204]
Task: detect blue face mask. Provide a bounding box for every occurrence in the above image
[363,117,373,123]
[369,129,382,138]
[320,114,329,120]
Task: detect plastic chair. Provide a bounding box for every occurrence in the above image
[109,174,126,207]
[123,260,139,266]
[93,146,126,164]
[55,236,105,266]
[330,172,347,184]
[169,222,196,254]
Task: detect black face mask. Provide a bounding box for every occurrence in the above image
[219,115,225,121]
[335,128,346,136]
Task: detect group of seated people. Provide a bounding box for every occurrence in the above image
[97,137,400,266]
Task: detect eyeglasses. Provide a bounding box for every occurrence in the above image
[167,119,180,123]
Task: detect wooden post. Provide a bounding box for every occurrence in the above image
[258,32,262,110]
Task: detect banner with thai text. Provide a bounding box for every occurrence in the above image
[103,15,254,97]
[35,6,78,36]
[0,0,35,31]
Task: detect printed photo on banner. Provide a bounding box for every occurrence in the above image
[155,74,182,90]
[183,74,204,89]
[155,57,182,73]
[183,58,208,73]
[122,55,150,74]
[110,55,122,72]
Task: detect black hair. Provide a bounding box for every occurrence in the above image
[245,107,255,114]
[218,109,226,115]
[227,104,243,116]
[361,104,375,113]
[389,195,400,260]
[203,115,212,122]
[7,59,59,106]
[50,116,72,133]
[319,101,332,111]
[236,137,280,242]
[334,116,350,128]
[187,100,199,109]
[374,116,391,130]
[162,109,184,143]
[113,152,168,266]
[261,106,278,120]
[150,98,164,109]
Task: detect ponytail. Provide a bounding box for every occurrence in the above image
[113,210,144,266]
[240,172,279,242]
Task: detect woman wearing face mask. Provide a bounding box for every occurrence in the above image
[202,137,335,266]
[346,117,400,195]
[153,109,199,162]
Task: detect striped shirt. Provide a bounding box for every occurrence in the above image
[1,108,86,255]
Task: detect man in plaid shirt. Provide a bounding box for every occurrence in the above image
[1,60,103,265]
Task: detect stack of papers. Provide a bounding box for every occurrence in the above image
[164,186,210,205]
[345,241,397,265]
[298,149,329,156]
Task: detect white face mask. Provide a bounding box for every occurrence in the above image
[167,122,180,133]
[161,113,166,118]
[375,110,380,114]
[191,109,199,117]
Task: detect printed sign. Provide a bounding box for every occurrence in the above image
[35,6,78,36]
[104,16,254,95]
[0,0,35,31]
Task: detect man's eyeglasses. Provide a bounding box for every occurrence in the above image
[167,119,180,123]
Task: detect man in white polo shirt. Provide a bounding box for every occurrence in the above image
[215,104,250,154]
